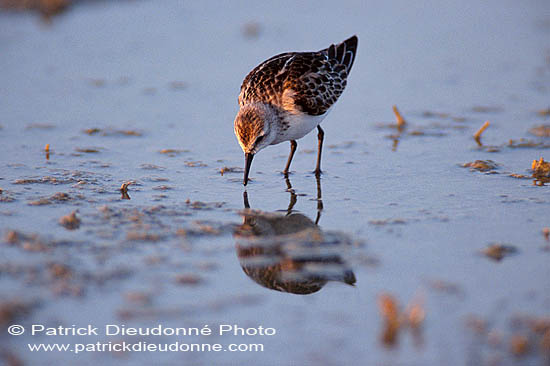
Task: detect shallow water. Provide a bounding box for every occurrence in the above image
[1,0,550,365]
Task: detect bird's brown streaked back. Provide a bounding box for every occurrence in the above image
[239,35,358,116]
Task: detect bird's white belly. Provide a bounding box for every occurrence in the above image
[273,108,331,144]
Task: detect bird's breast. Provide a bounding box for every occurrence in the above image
[272,108,331,145]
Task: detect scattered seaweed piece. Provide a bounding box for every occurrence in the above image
[509,173,531,179]
[466,315,487,335]
[473,120,490,146]
[543,228,550,241]
[83,128,100,134]
[422,111,449,118]
[393,105,406,130]
[421,110,466,122]
[159,148,189,156]
[538,108,550,117]
[185,161,207,167]
[0,189,16,203]
[25,123,55,130]
[510,335,530,356]
[369,218,408,226]
[242,22,261,39]
[175,274,203,286]
[120,181,133,200]
[378,294,400,347]
[377,293,425,348]
[177,221,232,237]
[219,167,242,176]
[482,243,518,261]
[185,199,225,210]
[152,185,172,191]
[462,160,498,172]
[472,106,502,113]
[4,230,49,252]
[75,147,100,153]
[466,314,550,361]
[426,279,464,297]
[529,125,550,137]
[126,231,162,242]
[140,164,165,170]
[83,128,142,136]
[28,192,72,206]
[59,211,80,230]
[169,81,186,90]
[142,87,157,95]
[507,139,550,149]
[124,292,152,305]
[406,297,425,330]
[327,141,355,149]
[49,263,72,279]
[88,79,106,87]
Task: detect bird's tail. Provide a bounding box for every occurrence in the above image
[324,35,358,73]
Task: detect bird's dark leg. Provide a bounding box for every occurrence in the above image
[283,140,297,176]
[315,126,324,176]
[314,175,323,225]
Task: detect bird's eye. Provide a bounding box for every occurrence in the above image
[255,135,264,144]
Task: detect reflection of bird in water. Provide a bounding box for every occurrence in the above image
[234,178,356,295]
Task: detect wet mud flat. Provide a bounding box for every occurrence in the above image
[2,0,550,365]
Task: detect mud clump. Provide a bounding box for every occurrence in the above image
[49,263,72,279]
[4,230,48,252]
[59,211,80,230]
[510,335,530,356]
[462,160,498,172]
[529,125,550,137]
[532,157,550,185]
[467,313,550,361]
[0,300,35,326]
[532,158,550,178]
[28,192,73,206]
[1,0,69,18]
[482,243,518,261]
[242,21,261,39]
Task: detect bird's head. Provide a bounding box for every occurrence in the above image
[234,103,277,185]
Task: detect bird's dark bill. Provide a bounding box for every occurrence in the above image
[243,153,254,186]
